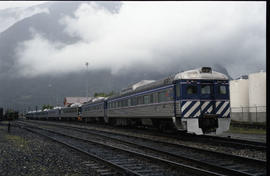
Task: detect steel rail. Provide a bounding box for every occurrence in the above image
[17,122,224,176]
[16,121,265,176]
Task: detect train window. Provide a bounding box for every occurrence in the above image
[143,95,150,104]
[125,99,128,107]
[158,91,166,102]
[128,99,131,106]
[154,92,158,103]
[131,97,137,106]
[176,84,180,97]
[150,94,154,103]
[201,85,211,94]
[119,101,122,108]
[187,85,197,95]
[219,85,227,95]
[122,99,127,107]
[138,96,143,104]
[167,89,173,101]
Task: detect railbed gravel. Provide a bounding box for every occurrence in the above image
[33,121,266,161]
[0,123,115,176]
[19,120,266,161]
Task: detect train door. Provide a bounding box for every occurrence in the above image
[214,81,230,118]
[199,80,215,117]
[104,101,108,123]
[180,80,200,118]
[174,82,181,117]
[198,80,219,133]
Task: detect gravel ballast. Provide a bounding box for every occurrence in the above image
[0,122,105,176]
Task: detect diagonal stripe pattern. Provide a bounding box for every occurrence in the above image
[215,101,230,117]
[181,100,230,118]
[181,101,200,118]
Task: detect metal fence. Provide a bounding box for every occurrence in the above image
[230,106,266,123]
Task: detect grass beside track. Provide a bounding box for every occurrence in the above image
[228,126,266,134]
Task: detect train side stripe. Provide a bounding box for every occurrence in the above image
[182,101,197,115]
[208,106,213,113]
[216,101,225,113]
[189,102,201,117]
[216,101,221,108]
[217,101,228,114]
[220,103,230,117]
[223,106,230,117]
[201,101,209,110]
[194,109,201,117]
[181,101,192,111]
[223,108,230,117]
[201,101,213,114]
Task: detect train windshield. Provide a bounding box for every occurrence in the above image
[201,85,211,94]
[215,82,229,99]
[180,81,199,99]
[187,85,197,95]
[218,85,227,95]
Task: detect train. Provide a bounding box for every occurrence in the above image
[25,67,231,135]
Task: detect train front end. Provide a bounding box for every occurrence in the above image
[174,67,231,135]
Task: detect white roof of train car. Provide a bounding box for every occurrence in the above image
[174,68,228,80]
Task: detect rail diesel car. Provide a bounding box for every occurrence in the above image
[25,67,231,135]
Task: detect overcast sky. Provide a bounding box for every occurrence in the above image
[0,1,266,78]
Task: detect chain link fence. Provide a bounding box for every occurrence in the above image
[230,106,266,123]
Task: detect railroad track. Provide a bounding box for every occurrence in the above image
[16,121,266,176]
[15,121,225,176]
[175,132,266,151]
[18,119,266,151]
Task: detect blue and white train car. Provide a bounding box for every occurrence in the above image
[60,105,81,121]
[47,108,61,120]
[25,111,35,120]
[34,110,48,120]
[81,97,107,122]
[106,67,230,135]
[173,67,230,134]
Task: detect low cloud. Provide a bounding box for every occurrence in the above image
[15,2,266,78]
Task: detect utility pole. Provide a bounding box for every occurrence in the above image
[86,62,89,101]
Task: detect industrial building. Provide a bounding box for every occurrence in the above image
[229,71,266,123]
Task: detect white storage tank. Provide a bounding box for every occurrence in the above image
[248,71,266,107]
[248,71,266,123]
[229,78,249,108]
[229,78,249,122]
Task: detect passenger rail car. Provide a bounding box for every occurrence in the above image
[60,106,80,121]
[26,67,230,135]
[81,97,106,123]
[35,111,48,120]
[47,109,61,120]
[104,67,230,134]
